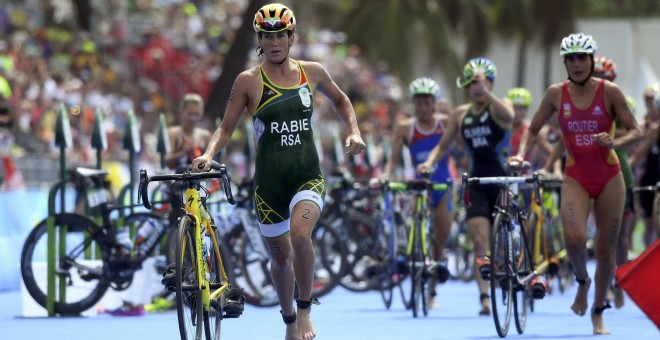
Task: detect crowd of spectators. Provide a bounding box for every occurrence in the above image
[0,0,406,189]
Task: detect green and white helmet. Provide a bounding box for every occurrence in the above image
[456,57,497,88]
[507,88,532,106]
[560,33,597,56]
[626,95,636,114]
[409,77,441,98]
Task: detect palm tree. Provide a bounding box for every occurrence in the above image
[307,0,495,103]
[533,0,579,89]
[205,0,268,119]
[442,0,492,61]
[490,0,536,87]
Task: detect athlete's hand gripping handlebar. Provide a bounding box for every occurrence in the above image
[138,161,235,210]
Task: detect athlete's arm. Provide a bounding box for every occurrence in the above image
[165,127,187,166]
[418,105,464,172]
[542,138,564,174]
[192,71,251,172]
[307,61,365,155]
[603,83,642,150]
[629,122,659,167]
[199,129,212,150]
[382,119,408,179]
[515,85,560,160]
[534,125,555,156]
[473,72,514,126]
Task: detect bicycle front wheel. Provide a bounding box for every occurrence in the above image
[20,213,111,315]
[176,215,203,340]
[490,212,513,338]
[409,215,427,318]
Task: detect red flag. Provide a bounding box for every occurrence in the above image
[615,239,660,330]
[2,156,24,191]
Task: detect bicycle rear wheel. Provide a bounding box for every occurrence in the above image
[378,261,395,309]
[337,211,380,292]
[20,213,111,315]
[205,229,231,340]
[490,212,513,337]
[454,222,475,282]
[176,215,203,340]
[311,220,346,298]
[514,217,532,334]
[526,212,539,313]
[236,233,279,307]
[374,219,394,310]
[548,214,572,293]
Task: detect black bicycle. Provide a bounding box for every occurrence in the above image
[462,162,541,337]
[21,167,169,315]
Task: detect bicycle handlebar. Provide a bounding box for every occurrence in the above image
[368,177,451,193]
[138,161,235,210]
[632,182,660,193]
[538,178,563,189]
[461,172,541,208]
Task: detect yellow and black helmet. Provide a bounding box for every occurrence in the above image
[254,3,296,33]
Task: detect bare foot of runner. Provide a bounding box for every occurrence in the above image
[479,294,490,316]
[285,323,299,340]
[297,307,316,340]
[591,312,611,335]
[613,286,624,308]
[571,277,591,316]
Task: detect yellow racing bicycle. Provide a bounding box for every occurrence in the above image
[139,161,243,340]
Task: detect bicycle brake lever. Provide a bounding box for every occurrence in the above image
[461,173,471,208]
[533,172,541,206]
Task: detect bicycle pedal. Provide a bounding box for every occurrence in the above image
[547,258,560,276]
[221,287,245,317]
[531,282,547,299]
[364,263,387,279]
[395,256,410,276]
[161,264,176,288]
[79,271,102,281]
[428,263,450,283]
[478,265,490,281]
[223,311,242,319]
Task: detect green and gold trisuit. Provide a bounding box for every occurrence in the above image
[252,61,325,236]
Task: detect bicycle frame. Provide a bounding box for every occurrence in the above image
[181,184,230,310]
[527,180,566,276]
[401,181,450,259]
[462,171,540,337]
[139,161,237,339]
[392,177,450,317]
[634,183,660,227]
[462,173,542,284]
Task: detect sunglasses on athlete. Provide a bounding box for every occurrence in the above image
[564,53,589,61]
[256,20,290,32]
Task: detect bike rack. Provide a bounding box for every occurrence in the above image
[91,108,107,171]
[41,109,169,316]
[156,113,170,170]
[87,108,108,260]
[116,110,141,239]
[45,104,73,316]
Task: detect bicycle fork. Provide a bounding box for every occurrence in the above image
[406,195,429,274]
